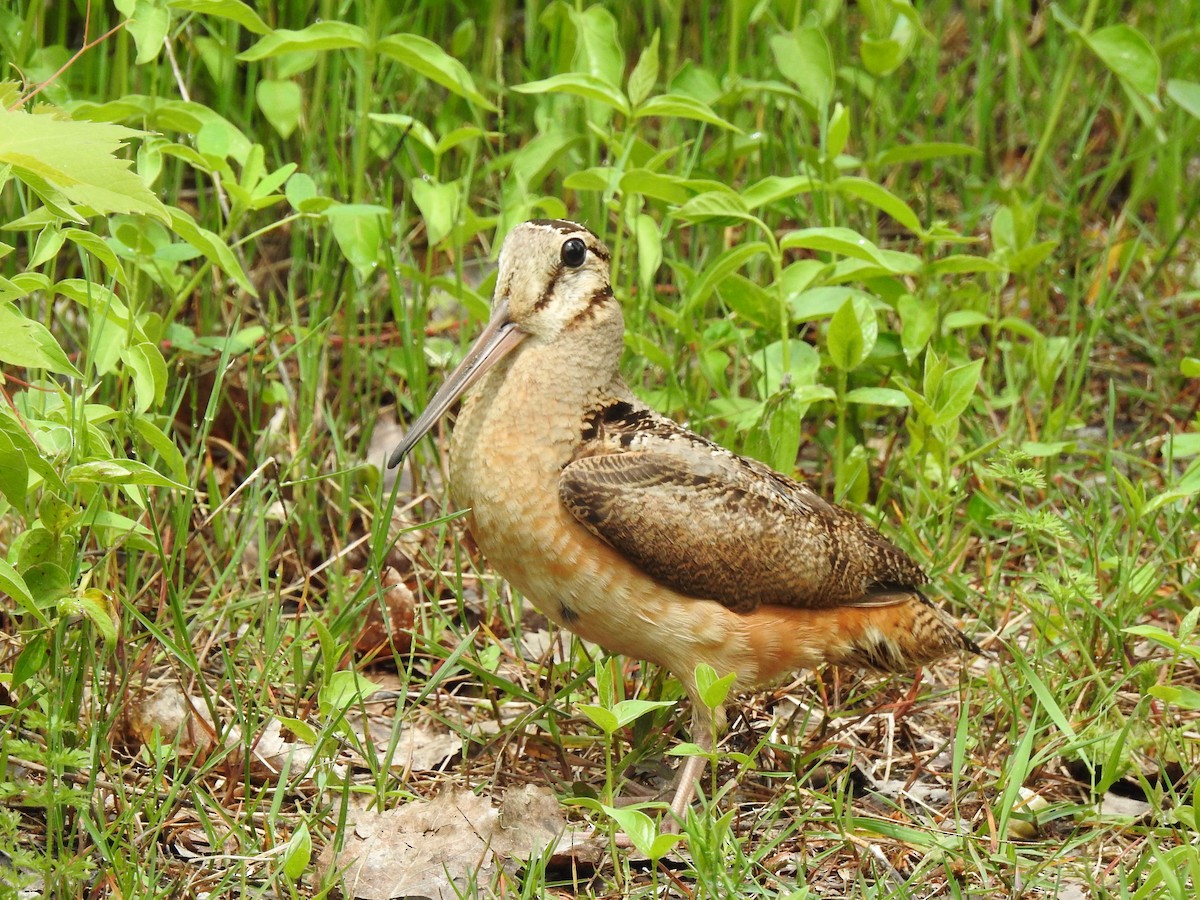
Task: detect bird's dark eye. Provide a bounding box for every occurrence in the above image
[561,237,587,268]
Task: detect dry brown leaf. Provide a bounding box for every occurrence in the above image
[125,681,217,760]
[317,785,574,899]
[353,567,416,661]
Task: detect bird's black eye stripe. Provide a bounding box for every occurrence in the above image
[561,237,587,268]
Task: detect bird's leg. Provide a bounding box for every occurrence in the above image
[664,704,720,832]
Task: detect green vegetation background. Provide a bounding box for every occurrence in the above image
[1,0,1198,896]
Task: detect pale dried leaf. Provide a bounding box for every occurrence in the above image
[318,786,570,900]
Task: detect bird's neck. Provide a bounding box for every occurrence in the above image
[451,309,628,486]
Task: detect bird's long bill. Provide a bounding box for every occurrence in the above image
[387,298,526,469]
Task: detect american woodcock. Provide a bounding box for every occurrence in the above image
[389,219,979,824]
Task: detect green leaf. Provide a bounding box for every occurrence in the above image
[410,177,462,246]
[610,699,675,730]
[827,102,849,157]
[567,6,624,90]
[318,670,381,718]
[237,22,368,59]
[255,80,303,139]
[845,387,910,407]
[0,561,42,624]
[827,295,877,371]
[627,30,660,107]
[694,663,735,709]
[0,304,83,377]
[620,169,690,205]
[0,429,30,512]
[281,821,312,880]
[115,0,171,65]
[635,214,662,296]
[1148,685,1200,710]
[1086,24,1159,98]
[897,293,936,363]
[376,33,498,111]
[770,27,834,112]
[601,806,684,861]
[781,227,920,274]
[67,459,188,490]
[0,107,170,221]
[1167,79,1200,121]
[323,204,387,276]
[512,74,631,117]
[932,358,983,425]
[635,94,741,132]
[168,0,270,34]
[742,175,818,209]
[577,704,619,735]
[121,341,169,413]
[168,208,257,295]
[133,418,188,483]
[68,588,119,647]
[833,176,922,234]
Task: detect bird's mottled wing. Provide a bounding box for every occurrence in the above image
[559,401,927,612]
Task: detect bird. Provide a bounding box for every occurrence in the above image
[388,219,979,826]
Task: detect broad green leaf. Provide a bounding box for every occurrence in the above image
[770,27,834,112]
[897,293,935,363]
[67,588,119,647]
[0,107,169,221]
[0,305,83,377]
[121,341,169,413]
[62,228,127,282]
[845,387,910,407]
[781,227,920,274]
[238,22,368,59]
[318,670,382,717]
[168,0,270,34]
[376,33,498,111]
[827,102,849,157]
[67,459,188,490]
[512,74,631,117]
[1149,685,1200,710]
[742,175,818,209]
[133,418,187,483]
[168,208,257,295]
[568,5,624,89]
[1167,80,1200,121]
[577,704,619,735]
[255,80,302,139]
[620,169,690,205]
[325,204,389,275]
[0,430,30,512]
[932,358,983,425]
[833,176,922,233]
[827,295,877,371]
[601,805,684,861]
[635,214,662,296]
[410,177,461,246]
[694,662,736,709]
[635,93,741,132]
[627,30,660,107]
[0,558,42,623]
[1086,24,1159,97]
[115,0,171,65]
[281,822,312,880]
